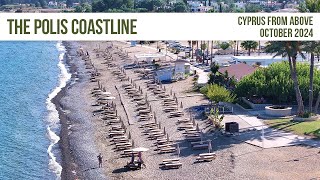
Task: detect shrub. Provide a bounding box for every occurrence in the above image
[235,62,320,104]
[200,84,236,103]
[208,109,224,129]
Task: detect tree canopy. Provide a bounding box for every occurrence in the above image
[241,41,258,56]
[235,62,320,105]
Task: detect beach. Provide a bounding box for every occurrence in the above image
[57,41,320,180]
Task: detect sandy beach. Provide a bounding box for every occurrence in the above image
[57,41,320,180]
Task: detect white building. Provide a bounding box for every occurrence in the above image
[155,67,174,81]
[234,2,245,10]
[232,55,307,66]
[134,53,166,64]
[188,1,213,12]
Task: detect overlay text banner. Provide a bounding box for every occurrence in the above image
[0,13,318,41]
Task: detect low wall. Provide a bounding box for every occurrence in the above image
[241,97,272,110]
[293,116,320,122]
[265,106,292,117]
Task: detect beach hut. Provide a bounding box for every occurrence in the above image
[155,67,174,82]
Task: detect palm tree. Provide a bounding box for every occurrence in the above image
[299,0,320,113]
[241,41,258,56]
[211,40,214,65]
[265,41,306,115]
[302,41,320,112]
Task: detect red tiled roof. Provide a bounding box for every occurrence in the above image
[218,63,257,81]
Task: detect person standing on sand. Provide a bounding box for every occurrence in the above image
[97,153,103,168]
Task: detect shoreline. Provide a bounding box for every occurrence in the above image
[54,41,107,180]
[52,41,78,180]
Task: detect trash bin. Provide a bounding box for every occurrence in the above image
[225,122,239,133]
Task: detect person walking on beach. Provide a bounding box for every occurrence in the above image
[97,153,103,168]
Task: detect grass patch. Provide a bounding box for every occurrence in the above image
[264,119,320,139]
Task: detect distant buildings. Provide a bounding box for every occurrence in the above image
[47,1,67,8]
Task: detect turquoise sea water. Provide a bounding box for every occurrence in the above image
[0,42,69,179]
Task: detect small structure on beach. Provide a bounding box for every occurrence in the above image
[174,59,191,79]
[155,66,174,81]
[155,59,191,82]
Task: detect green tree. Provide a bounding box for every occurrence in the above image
[92,0,105,12]
[91,0,134,12]
[174,2,187,12]
[245,4,262,12]
[219,42,230,50]
[66,0,73,8]
[241,41,258,56]
[39,0,47,8]
[265,41,306,115]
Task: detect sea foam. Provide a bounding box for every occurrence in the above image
[46,42,71,179]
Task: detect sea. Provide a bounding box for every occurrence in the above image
[0,41,71,180]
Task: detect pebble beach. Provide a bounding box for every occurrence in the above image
[58,41,320,180]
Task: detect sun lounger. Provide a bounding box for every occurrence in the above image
[192,144,209,150]
[138,118,151,122]
[112,135,127,140]
[111,137,128,141]
[136,106,149,111]
[109,132,125,137]
[121,150,139,157]
[115,142,132,147]
[177,125,194,130]
[163,102,177,106]
[155,140,173,145]
[148,131,163,136]
[183,130,199,135]
[185,136,201,142]
[176,119,191,124]
[157,143,175,149]
[160,158,180,165]
[162,163,182,169]
[112,139,129,144]
[138,110,151,115]
[116,144,132,150]
[196,153,216,162]
[149,133,165,140]
[158,147,176,154]
[140,122,157,126]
